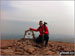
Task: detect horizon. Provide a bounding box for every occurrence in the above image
[1,1,74,43]
[1,20,75,43]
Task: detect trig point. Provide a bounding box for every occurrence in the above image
[24,30,36,40]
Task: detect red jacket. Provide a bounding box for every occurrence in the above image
[30,25,49,35]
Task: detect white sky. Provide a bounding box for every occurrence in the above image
[1,1,74,35]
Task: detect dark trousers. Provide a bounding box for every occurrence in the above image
[36,34,49,46]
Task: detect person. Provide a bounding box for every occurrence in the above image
[30,21,49,47]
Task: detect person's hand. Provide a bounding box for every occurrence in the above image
[30,27,32,30]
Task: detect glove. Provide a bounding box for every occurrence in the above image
[30,28,32,30]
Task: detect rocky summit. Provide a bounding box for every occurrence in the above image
[0,38,75,55]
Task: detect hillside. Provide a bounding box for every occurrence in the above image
[0,38,75,55]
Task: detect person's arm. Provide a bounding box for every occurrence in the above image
[44,26,49,34]
[30,27,39,31]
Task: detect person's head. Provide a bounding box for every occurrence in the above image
[39,20,43,26]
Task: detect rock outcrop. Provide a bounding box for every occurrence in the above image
[0,38,75,55]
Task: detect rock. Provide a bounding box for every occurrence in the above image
[49,44,53,47]
[42,50,55,55]
[8,47,12,49]
[56,47,64,52]
[16,42,22,46]
[19,44,24,49]
[15,49,24,52]
[27,47,35,54]
[1,49,14,55]
[59,47,64,52]
[24,45,35,54]
[25,40,32,45]
[32,50,40,55]
[0,39,75,55]
[23,52,29,55]
[2,49,14,53]
[15,52,24,55]
[0,40,14,49]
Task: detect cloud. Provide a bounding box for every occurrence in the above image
[1,1,74,22]
[1,1,74,35]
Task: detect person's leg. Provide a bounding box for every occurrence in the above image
[36,35,42,44]
[44,34,49,47]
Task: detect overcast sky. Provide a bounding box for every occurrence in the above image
[1,1,74,35]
